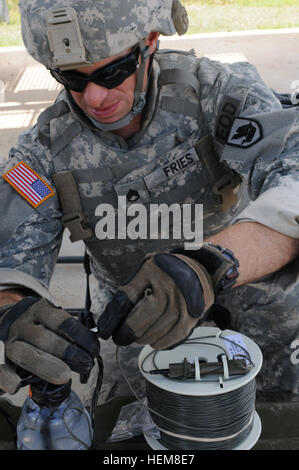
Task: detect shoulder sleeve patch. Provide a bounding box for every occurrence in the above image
[2,161,54,208]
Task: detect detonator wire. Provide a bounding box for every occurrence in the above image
[145,380,256,450]
[140,334,254,376]
[115,333,258,449]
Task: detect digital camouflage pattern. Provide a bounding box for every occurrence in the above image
[19,0,188,68]
[0,25,299,402]
[216,257,299,401]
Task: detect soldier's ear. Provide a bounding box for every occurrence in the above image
[145,32,160,55]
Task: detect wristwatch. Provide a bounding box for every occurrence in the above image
[206,243,240,293]
[175,243,240,294]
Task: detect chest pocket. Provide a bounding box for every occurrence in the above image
[114,137,205,207]
[52,133,242,244]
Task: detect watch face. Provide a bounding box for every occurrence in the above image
[200,243,240,293]
[214,246,240,292]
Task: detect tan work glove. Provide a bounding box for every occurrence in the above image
[0,297,100,394]
[97,252,215,350]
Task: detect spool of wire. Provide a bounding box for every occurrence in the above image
[138,326,263,451]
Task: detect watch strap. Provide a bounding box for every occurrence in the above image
[174,243,240,294]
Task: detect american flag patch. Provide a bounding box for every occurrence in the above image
[2,161,54,208]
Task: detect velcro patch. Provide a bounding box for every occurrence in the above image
[2,161,54,208]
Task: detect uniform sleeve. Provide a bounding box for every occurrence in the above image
[232,115,299,238]
[0,126,63,299]
[199,58,299,238]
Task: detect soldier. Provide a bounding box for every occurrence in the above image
[0,0,298,410]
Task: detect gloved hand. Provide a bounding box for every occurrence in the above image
[97,252,215,350]
[0,296,100,394]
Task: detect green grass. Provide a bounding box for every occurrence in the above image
[183,0,299,5]
[0,0,22,46]
[1,0,19,23]
[183,1,299,34]
[0,23,21,46]
[1,0,299,47]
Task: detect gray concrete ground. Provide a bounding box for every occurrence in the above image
[0,29,299,409]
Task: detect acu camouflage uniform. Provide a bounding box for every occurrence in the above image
[1,2,299,404]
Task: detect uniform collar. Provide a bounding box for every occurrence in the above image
[63,53,160,149]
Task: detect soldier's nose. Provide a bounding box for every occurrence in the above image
[83,81,109,108]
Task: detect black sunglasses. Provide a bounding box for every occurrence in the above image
[50,47,140,92]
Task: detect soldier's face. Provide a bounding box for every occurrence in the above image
[69,33,159,130]
[69,49,138,125]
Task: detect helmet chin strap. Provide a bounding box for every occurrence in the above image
[87,41,150,132]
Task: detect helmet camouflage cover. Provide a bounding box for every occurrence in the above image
[19,0,189,70]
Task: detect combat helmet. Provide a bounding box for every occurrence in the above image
[19,0,189,130]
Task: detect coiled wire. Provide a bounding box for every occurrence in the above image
[116,334,257,451]
[146,379,256,450]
